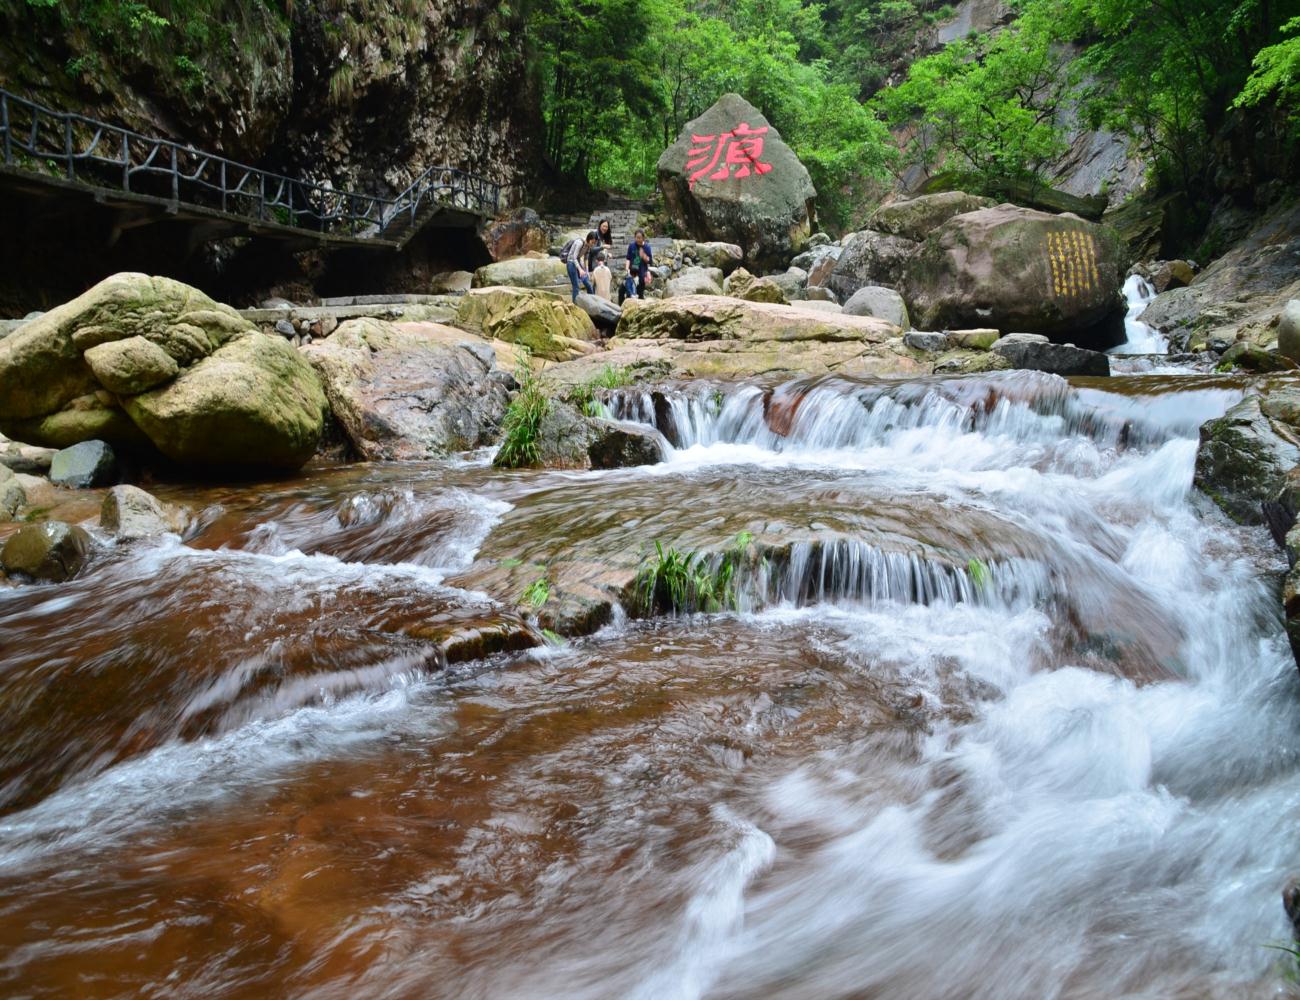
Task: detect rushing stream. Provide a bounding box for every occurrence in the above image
[1,369,1299,999]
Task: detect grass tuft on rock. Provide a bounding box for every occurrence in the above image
[635,531,754,615]
[495,358,548,469]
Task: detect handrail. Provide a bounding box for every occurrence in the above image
[0,88,501,242]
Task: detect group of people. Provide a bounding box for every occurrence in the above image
[559,219,655,306]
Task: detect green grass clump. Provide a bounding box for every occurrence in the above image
[521,573,551,609]
[566,364,636,417]
[495,358,548,469]
[636,531,754,615]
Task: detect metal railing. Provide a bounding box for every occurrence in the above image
[0,88,501,242]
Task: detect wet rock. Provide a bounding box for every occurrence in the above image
[826,230,919,301]
[0,438,55,474]
[0,466,25,520]
[843,286,910,328]
[0,273,325,471]
[1195,389,1300,524]
[100,484,184,540]
[1278,300,1300,364]
[305,319,512,461]
[1216,342,1297,373]
[587,419,666,469]
[666,267,725,298]
[274,318,296,338]
[455,288,598,362]
[991,338,1110,376]
[49,439,117,488]
[471,256,567,289]
[903,206,1126,338]
[723,268,786,303]
[1283,877,1300,940]
[903,332,949,353]
[13,473,55,507]
[1,521,92,581]
[481,207,550,261]
[868,192,995,242]
[657,93,816,271]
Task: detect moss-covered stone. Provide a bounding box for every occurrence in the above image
[83,335,180,394]
[1,521,92,582]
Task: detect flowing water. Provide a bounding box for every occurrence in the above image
[1109,275,1169,357]
[1,369,1299,999]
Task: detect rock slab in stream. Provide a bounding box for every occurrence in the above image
[903,206,1126,339]
[658,93,816,271]
[991,338,1110,377]
[0,273,326,471]
[528,400,666,471]
[49,440,118,488]
[1,521,91,582]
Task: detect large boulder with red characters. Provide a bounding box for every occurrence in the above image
[657,94,816,272]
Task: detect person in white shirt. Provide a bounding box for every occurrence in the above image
[591,252,613,301]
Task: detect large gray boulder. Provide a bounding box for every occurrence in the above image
[843,286,910,329]
[658,93,816,271]
[575,293,622,331]
[472,256,567,289]
[826,231,919,301]
[666,268,725,298]
[868,192,996,242]
[903,205,1127,339]
[1,521,92,582]
[1195,387,1300,524]
[0,273,326,471]
[305,319,513,461]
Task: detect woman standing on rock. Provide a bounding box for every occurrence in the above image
[562,231,598,303]
[588,219,614,273]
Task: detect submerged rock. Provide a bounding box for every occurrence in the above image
[1,521,92,582]
[658,93,816,271]
[49,440,118,488]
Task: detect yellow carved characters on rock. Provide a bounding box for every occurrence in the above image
[1047,230,1101,299]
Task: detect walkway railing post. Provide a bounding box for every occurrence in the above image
[121,130,130,191]
[1,93,10,166]
[220,161,227,212]
[169,145,178,204]
[64,117,74,180]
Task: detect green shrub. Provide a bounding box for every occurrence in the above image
[494,358,548,469]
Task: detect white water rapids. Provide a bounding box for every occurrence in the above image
[1109,274,1169,356]
[1,371,1298,999]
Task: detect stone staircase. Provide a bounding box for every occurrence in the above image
[586,209,642,247]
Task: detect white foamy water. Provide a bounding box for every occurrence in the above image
[1109,274,1170,356]
[0,372,1295,999]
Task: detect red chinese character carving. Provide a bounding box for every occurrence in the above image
[686,123,775,189]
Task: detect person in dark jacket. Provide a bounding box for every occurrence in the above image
[588,219,614,272]
[561,231,598,302]
[624,229,653,300]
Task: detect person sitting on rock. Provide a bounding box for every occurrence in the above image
[592,252,613,302]
[625,229,654,300]
[561,231,598,302]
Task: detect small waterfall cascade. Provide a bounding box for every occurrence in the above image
[1108,274,1169,355]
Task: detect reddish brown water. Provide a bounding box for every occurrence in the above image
[1,371,1298,999]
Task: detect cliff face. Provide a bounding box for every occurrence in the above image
[0,0,538,198]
